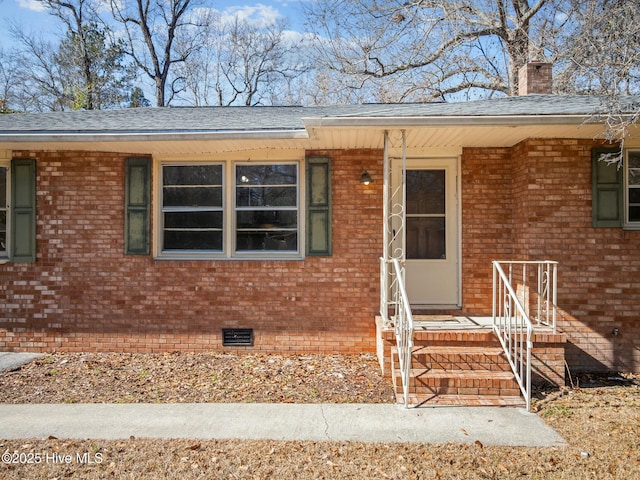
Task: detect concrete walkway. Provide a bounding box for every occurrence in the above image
[0,352,566,446]
[0,403,566,446]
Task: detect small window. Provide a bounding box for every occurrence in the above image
[0,163,8,257]
[161,164,224,252]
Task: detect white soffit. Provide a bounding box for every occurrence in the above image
[0,122,619,155]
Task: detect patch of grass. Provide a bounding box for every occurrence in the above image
[38,356,55,365]
[541,404,573,418]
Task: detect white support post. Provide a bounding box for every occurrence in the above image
[381,131,390,324]
[401,130,407,269]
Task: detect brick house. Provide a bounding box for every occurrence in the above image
[1,64,639,406]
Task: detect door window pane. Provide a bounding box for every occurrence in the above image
[406,169,446,259]
[407,217,445,259]
[407,170,445,215]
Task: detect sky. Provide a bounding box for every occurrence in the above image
[0,0,309,50]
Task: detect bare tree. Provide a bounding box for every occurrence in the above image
[7,28,68,111]
[303,0,566,102]
[110,0,202,107]
[549,0,640,158]
[179,13,308,106]
[0,48,24,112]
[5,0,134,111]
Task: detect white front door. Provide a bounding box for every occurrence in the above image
[395,159,460,306]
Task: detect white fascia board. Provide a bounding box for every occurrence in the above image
[302,114,602,128]
[0,129,309,143]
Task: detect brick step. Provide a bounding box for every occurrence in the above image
[406,346,512,371]
[392,368,520,396]
[410,330,500,347]
[387,326,528,407]
[397,393,526,407]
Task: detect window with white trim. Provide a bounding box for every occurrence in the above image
[158,161,300,257]
[161,164,224,252]
[235,164,298,253]
[0,162,8,257]
[625,150,640,227]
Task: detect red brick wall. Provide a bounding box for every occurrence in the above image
[460,147,514,313]
[3,141,639,373]
[462,139,640,373]
[0,149,383,354]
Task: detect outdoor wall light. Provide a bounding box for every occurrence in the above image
[360,170,373,185]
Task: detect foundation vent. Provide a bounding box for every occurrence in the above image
[222,328,254,346]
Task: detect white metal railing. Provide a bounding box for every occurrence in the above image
[380,257,388,325]
[384,257,414,408]
[380,129,408,330]
[492,260,558,411]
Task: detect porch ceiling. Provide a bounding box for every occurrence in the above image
[308,122,618,152]
[0,122,620,157]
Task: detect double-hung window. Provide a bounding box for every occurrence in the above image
[0,162,8,257]
[158,161,300,257]
[235,164,298,253]
[161,164,224,252]
[625,150,640,227]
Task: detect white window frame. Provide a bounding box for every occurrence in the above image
[160,162,225,256]
[0,160,9,259]
[233,162,300,257]
[624,149,640,229]
[155,159,303,260]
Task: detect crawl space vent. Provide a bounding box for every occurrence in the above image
[222,328,254,346]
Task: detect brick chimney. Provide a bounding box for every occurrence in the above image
[518,61,553,95]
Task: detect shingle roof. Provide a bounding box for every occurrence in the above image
[0,95,637,135]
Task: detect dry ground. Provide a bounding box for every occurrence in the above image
[1,352,639,479]
[0,352,394,404]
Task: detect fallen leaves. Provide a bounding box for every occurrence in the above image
[0,352,394,404]
[1,356,639,479]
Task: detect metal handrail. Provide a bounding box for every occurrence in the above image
[390,257,414,408]
[494,260,558,330]
[493,261,532,411]
[492,260,558,411]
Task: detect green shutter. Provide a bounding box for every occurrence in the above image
[306,156,332,256]
[10,159,37,262]
[125,157,151,255]
[592,148,623,228]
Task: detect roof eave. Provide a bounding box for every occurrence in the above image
[302,114,604,128]
[0,129,309,143]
